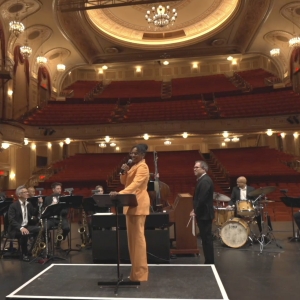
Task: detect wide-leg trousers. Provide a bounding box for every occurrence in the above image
[126,215,148,281]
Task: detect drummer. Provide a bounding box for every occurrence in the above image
[226,176,262,233]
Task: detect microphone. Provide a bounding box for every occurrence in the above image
[119,159,132,175]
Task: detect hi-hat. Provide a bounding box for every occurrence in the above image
[248,186,276,197]
[213,192,231,202]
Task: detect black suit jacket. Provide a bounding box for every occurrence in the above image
[229,186,255,206]
[8,201,37,237]
[193,174,214,220]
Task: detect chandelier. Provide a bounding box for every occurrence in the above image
[37,55,47,65]
[145,5,177,28]
[99,142,106,148]
[289,36,300,47]
[9,14,25,37]
[270,48,280,57]
[20,41,32,59]
[164,140,171,145]
[57,63,66,72]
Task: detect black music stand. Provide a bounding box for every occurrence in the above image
[281,196,300,242]
[59,195,83,255]
[0,198,13,256]
[93,194,139,296]
[40,203,67,264]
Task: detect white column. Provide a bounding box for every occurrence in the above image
[30,143,37,174]
[47,142,52,165]
[8,146,16,189]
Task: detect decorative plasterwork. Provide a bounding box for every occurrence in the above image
[86,0,240,49]
[0,123,25,146]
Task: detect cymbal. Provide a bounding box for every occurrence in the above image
[259,199,275,203]
[248,186,276,197]
[213,192,231,202]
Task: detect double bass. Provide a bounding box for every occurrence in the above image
[148,151,171,211]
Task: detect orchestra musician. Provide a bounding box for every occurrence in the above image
[43,182,70,244]
[110,143,150,282]
[27,186,44,217]
[190,160,215,264]
[7,185,40,261]
[227,176,262,233]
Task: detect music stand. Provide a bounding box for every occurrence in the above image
[0,198,13,257]
[40,203,67,264]
[59,195,83,255]
[93,194,139,295]
[281,196,300,242]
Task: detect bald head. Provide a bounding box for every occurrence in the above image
[237,176,247,189]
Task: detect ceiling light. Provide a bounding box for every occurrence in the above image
[104,136,110,143]
[164,140,171,145]
[227,56,233,61]
[99,142,106,148]
[143,133,149,140]
[224,138,230,142]
[293,132,299,138]
[110,142,116,147]
[9,14,25,37]
[57,64,66,72]
[231,137,240,142]
[145,5,177,28]
[1,143,10,149]
[24,138,29,145]
[289,37,300,47]
[222,131,229,138]
[270,48,280,57]
[37,55,48,65]
[182,132,188,138]
[65,138,71,144]
[102,65,108,70]
[280,132,286,138]
[20,41,32,59]
[163,60,169,65]
[266,129,273,136]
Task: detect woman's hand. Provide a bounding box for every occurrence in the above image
[109,191,119,197]
[120,164,130,174]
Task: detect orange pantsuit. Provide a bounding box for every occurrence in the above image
[119,159,150,282]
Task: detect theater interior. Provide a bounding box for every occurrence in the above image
[1,1,300,299]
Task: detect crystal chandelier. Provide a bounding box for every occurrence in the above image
[145,5,177,28]
[37,55,47,65]
[289,36,300,47]
[164,140,171,145]
[270,48,280,57]
[9,14,25,37]
[57,63,66,72]
[20,40,32,59]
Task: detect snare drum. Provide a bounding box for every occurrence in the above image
[236,200,256,217]
[214,207,234,226]
[220,217,250,248]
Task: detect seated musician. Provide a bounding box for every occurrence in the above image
[227,176,262,233]
[44,182,70,245]
[294,212,300,234]
[7,185,40,261]
[27,186,43,217]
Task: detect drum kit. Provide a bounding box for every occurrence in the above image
[213,187,281,252]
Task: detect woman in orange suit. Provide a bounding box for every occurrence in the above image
[110,144,150,282]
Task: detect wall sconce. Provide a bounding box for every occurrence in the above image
[293,132,299,138]
[10,172,16,180]
[98,68,103,74]
[182,132,188,138]
[232,59,237,65]
[280,132,286,138]
[24,138,29,145]
[31,143,36,150]
[116,146,120,151]
[7,90,13,96]
[59,142,64,147]
[143,133,149,140]
[266,129,273,136]
[221,142,226,147]
[47,142,52,149]
[136,66,142,72]
[65,138,71,144]
[192,62,198,68]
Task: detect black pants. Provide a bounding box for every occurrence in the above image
[14,226,40,255]
[294,212,300,230]
[196,219,214,264]
[45,218,70,239]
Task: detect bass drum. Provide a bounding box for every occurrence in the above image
[220,218,250,248]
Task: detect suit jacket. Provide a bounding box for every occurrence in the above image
[8,201,37,238]
[193,174,214,220]
[229,185,255,206]
[119,159,150,215]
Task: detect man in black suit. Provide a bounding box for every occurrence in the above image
[7,185,40,261]
[227,176,262,233]
[44,182,70,243]
[190,160,214,264]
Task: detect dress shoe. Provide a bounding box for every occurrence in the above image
[22,255,30,262]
